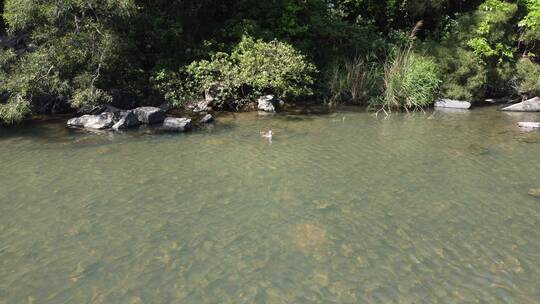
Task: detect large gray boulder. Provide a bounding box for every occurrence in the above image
[132,107,166,124]
[163,117,192,132]
[434,99,471,109]
[518,122,540,129]
[67,112,115,130]
[112,111,140,130]
[257,95,284,112]
[502,97,540,112]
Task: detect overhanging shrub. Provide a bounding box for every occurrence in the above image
[155,36,317,108]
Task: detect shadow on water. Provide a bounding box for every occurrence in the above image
[0,115,72,140]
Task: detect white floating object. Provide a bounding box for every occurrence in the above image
[434,99,471,109]
[485,98,508,104]
[518,122,540,128]
[260,130,273,139]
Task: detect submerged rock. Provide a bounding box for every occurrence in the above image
[434,99,472,109]
[258,95,284,112]
[529,188,540,198]
[502,97,540,112]
[67,112,115,130]
[132,107,166,124]
[163,117,192,132]
[466,143,490,156]
[199,114,214,124]
[518,122,540,129]
[294,223,327,249]
[112,111,140,130]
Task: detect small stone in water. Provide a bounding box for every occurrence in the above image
[313,200,332,210]
[528,188,540,198]
[467,143,490,156]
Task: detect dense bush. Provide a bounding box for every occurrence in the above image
[431,44,488,101]
[466,0,518,61]
[328,57,382,105]
[1,0,137,122]
[519,0,540,53]
[232,36,317,98]
[151,70,197,108]
[1,0,540,123]
[424,0,528,101]
[376,47,441,112]
[515,58,540,98]
[155,36,317,108]
[0,95,30,124]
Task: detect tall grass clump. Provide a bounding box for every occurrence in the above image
[514,58,540,98]
[328,57,381,105]
[0,95,31,125]
[375,22,442,113]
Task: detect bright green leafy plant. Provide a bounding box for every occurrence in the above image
[157,36,317,108]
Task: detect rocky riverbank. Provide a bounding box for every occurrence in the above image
[66,106,214,133]
[64,95,284,132]
[63,95,540,133]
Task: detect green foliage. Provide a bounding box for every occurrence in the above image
[232,36,317,98]
[176,36,317,105]
[0,95,31,124]
[1,0,539,124]
[185,52,241,106]
[151,70,198,108]
[466,0,517,62]
[424,0,536,101]
[375,47,442,112]
[430,43,488,101]
[71,86,113,111]
[1,0,137,123]
[328,57,382,105]
[519,0,540,55]
[331,0,484,37]
[515,58,540,97]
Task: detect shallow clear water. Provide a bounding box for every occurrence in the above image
[1,106,539,303]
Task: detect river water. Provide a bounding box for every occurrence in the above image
[0,106,539,303]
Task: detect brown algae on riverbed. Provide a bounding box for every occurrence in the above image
[294,222,328,249]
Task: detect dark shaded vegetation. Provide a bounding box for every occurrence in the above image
[0,0,539,123]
